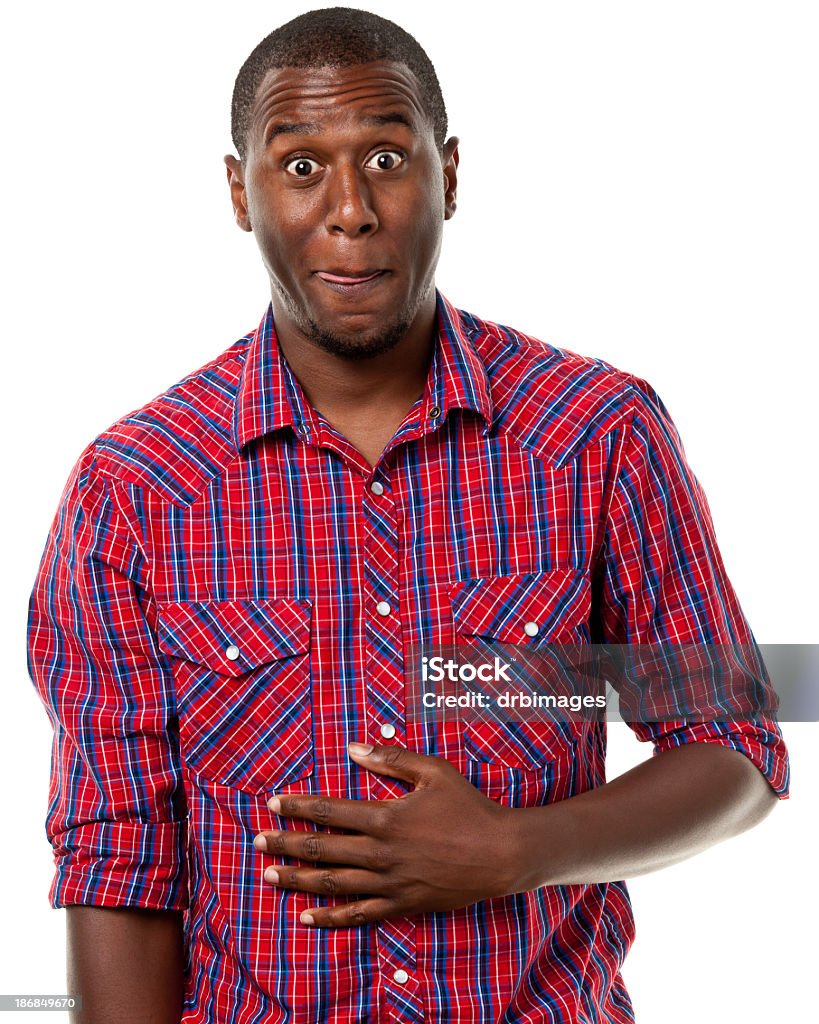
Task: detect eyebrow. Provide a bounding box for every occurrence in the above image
[266,122,319,142]
[363,112,417,132]
[266,111,417,143]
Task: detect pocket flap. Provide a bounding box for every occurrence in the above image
[449,569,590,644]
[156,598,311,677]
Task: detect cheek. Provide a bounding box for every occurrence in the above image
[404,204,444,269]
[247,172,312,250]
[249,203,310,273]
[406,174,447,250]
[251,221,288,279]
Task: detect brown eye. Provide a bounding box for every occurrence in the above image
[365,150,405,171]
[285,157,321,177]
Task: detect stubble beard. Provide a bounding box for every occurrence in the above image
[275,277,434,361]
[301,312,413,361]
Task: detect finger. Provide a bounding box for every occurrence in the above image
[254,828,377,868]
[264,864,383,899]
[267,792,382,834]
[347,742,439,786]
[299,897,400,929]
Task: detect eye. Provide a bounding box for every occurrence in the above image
[365,150,405,171]
[284,157,322,177]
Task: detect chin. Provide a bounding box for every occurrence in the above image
[307,317,411,361]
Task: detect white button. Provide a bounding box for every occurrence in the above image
[393,968,409,984]
[380,723,396,739]
[523,622,539,637]
[376,601,391,616]
[370,480,385,496]
[225,644,240,661]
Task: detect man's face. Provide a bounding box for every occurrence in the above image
[225,61,459,359]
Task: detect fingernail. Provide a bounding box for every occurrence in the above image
[264,867,279,884]
[300,911,315,925]
[268,796,282,812]
[253,834,267,851]
[348,741,374,757]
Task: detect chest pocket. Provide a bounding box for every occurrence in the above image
[156,598,313,794]
[449,569,593,805]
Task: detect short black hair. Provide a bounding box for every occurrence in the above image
[230,7,448,160]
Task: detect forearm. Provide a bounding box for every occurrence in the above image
[66,906,185,1024]
[510,742,778,891]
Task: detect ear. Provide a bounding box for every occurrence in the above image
[224,154,252,232]
[442,136,460,221]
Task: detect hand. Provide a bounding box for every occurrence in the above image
[252,741,524,928]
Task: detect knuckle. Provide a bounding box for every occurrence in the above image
[269,832,287,855]
[373,798,397,829]
[318,871,339,896]
[349,908,368,927]
[382,745,404,769]
[375,802,401,838]
[367,844,392,871]
[312,798,333,825]
[302,835,324,860]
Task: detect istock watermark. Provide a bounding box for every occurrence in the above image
[420,653,607,712]
[405,643,819,724]
[421,654,516,684]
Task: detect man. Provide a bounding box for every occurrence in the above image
[27,7,788,1023]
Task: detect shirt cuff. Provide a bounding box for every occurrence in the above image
[48,819,189,910]
[650,720,791,799]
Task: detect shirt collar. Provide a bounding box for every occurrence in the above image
[233,289,493,451]
[430,289,493,435]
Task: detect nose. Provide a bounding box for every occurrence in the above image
[324,162,379,236]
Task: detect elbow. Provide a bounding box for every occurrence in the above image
[749,773,780,825]
[728,752,781,836]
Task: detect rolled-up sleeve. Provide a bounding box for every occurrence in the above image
[27,443,189,909]
[600,377,790,798]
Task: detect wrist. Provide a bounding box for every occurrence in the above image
[505,800,579,893]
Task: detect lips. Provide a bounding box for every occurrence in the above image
[315,269,385,285]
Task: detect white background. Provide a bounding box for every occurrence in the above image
[2,1,817,1020]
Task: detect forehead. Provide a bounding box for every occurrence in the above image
[249,60,431,137]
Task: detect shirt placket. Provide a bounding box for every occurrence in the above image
[361,466,423,1023]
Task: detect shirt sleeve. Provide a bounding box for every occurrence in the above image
[598,376,790,798]
[26,443,189,909]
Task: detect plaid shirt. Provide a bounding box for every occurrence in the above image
[27,291,789,1023]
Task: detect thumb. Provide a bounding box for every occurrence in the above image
[347,741,431,785]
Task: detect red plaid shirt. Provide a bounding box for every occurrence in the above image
[28,292,789,1023]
